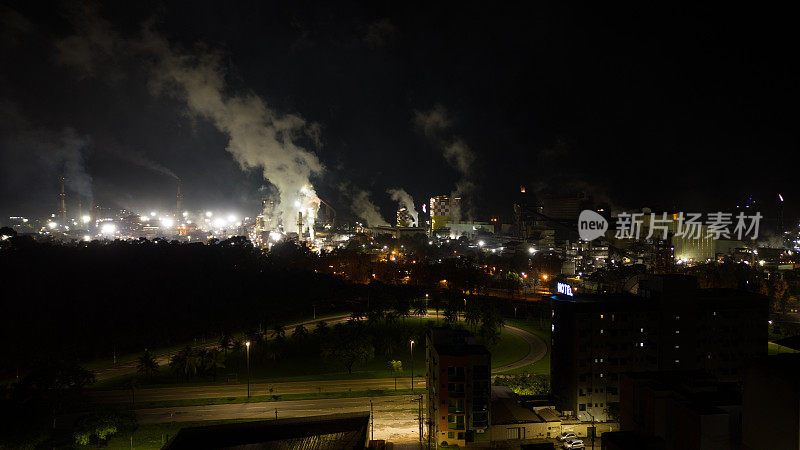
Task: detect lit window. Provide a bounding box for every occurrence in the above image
[600,314,604,319]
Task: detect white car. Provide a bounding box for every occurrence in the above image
[563,439,585,449]
[558,432,578,441]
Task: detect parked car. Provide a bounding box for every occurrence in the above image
[563,439,585,449]
[558,432,578,441]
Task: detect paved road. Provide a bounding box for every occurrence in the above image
[92,377,426,403]
[92,321,546,403]
[492,324,548,373]
[90,315,350,381]
[136,395,422,443]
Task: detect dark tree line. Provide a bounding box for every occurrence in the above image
[0,237,402,378]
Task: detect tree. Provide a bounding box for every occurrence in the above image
[322,323,374,374]
[14,361,95,429]
[169,346,199,381]
[443,301,459,324]
[219,332,233,353]
[293,324,309,340]
[73,409,136,447]
[389,360,403,391]
[272,323,286,340]
[203,348,226,380]
[136,349,158,380]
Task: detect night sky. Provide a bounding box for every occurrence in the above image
[1,1,796,224]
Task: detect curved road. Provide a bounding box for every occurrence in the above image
[492,324,548,374]
[92,322,546,405]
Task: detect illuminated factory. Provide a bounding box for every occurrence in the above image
[429,195,460,232]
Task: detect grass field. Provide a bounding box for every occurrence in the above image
[498,318,551,375]
[768,341,800,355]
[126,388,415,409]
[94,316,531,390]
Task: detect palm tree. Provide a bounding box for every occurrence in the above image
[219,332,233,353]
[136,349,159,380]
[413,301,427,317]
[293,324,309,340]
[169,346,199,381]
[204,348,226,381]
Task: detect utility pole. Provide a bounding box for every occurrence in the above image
[418,394,423,447]
[245,341,251,398]
[410,340,415,393]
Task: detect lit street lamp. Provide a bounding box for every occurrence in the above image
[245,341,251,398]
[410,340,415,393]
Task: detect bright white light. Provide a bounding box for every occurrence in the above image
[101,223,117,235]
[528,247,536,254]
[81,215,91,224]
[269,231,283,242]
[161,218,174,228]
[83,235,91,242]
[227,214,237,223]
[206,211,213,218]
[182,211,188,217]
[47,221,57,229]
[213,218,226,228]
[150,211,157,217]
[478,240,485,247]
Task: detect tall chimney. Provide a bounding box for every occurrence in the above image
[176,178,183,213]
[57,177,67,222]
[297,211,304,238]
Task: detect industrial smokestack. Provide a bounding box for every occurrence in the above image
[57,177,67,222]
[297,211,304,237]
[176,178,183,213]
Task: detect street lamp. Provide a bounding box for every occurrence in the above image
[245,341,251,399]
[410,340,415,393]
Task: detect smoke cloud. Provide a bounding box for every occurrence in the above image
[340,183,388,227]
[387,188,418,226]
[413,104,476,220]
[0,101,93,214]
[55,10,323,233]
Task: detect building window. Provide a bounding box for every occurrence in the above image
[448,432,454,439]
[507,427,522,440]
[579,404,586,411]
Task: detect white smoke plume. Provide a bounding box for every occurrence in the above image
[0,101,93,209]
[340,183,388,227]
[54,11,323,234]
[413,104,476,221]
[102,141,179,180]
[387,188,418,226]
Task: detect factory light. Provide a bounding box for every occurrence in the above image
[48,221,57,229]
[81,215,91,223]
[161,218,174,228]
[101,223,117,235]
[478,240,485,247]
[529,247,536,254]
[206,211,213,217]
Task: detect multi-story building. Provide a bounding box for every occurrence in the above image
[430,195,461,232]
[551,275,768,422]
[426,327,491,448]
